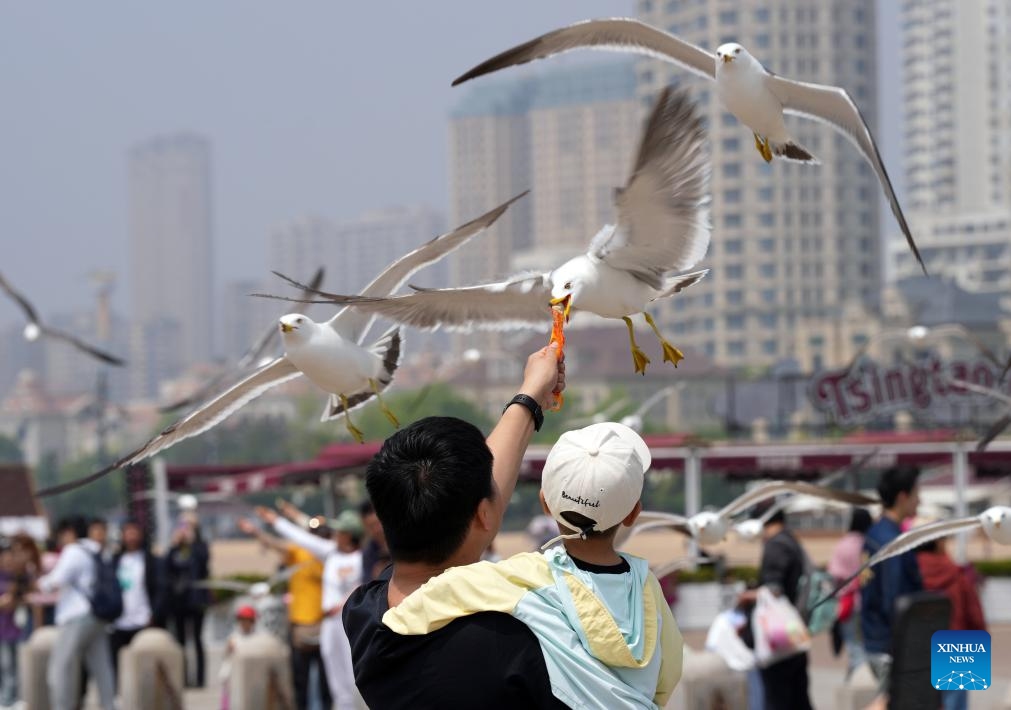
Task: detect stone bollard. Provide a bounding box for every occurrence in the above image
[230,632,294,710]
[18,625,61,710]
[119,628,185,710]
[834,662,880,710]
[669,648,748,708]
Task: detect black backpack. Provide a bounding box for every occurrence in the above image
[84,550,124,622]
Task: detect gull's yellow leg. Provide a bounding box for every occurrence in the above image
[339,394,365,444]
[754,132,773,162]
[370,378,400,428]
[623,316,651,375]
[644,312,685,367]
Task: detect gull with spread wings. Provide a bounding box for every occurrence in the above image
[451,17,925,274]
[615,480,876,547]
[258,88,710,376]
[35,194,523,497]
[0,271,125,366]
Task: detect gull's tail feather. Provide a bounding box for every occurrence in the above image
[771,140,819,164]
[321,326,402,422]
[652,269,709,300]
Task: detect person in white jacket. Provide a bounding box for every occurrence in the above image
[255,505,364,710]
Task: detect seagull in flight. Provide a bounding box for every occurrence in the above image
[0,271,125,366]
[34,194,524,497]
[732,450,880,540]
[615,480,876,547]
[816,507,1011,609]
[160,267,327,414]
[451,17,925,275]
[258,88,710,376]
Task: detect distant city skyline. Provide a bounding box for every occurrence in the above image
[2,1,912,324]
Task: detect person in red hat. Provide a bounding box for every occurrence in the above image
[219,605,258,710]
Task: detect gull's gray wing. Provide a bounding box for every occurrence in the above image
[614,511,691,548]
[764,74,925,275]
[328,192,528,343]
[453,18,715,86]
[36,358,301,497]
[39,325,126,366]
[719,480,877,519]
[818,517,982,608]
[978,413,1011,452]
[258,273,552,332]
[0,271,40,323]
[591,88,711,289]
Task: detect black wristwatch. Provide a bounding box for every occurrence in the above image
[504,394,544,431]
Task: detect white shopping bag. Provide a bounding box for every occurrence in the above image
[704,609,756,671]
[751,586,811,668]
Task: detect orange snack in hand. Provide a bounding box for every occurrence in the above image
[548,306,566,411]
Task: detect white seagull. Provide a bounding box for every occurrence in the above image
[160,268,327,414]
[35,194,524,497]
[451,17,925,274]
[258,88,711,375]
[0,271,126,366]
[614,480,876,547]
[817,507,1011,607]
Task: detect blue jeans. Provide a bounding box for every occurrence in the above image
[839,615,867,678]
[0,639,18,706]
[941,690,968,710]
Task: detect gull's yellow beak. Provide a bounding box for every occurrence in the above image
[549,295,572,323]
[280,322,294,334]
[722,54,733,64]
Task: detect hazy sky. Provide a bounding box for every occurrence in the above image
[1,1,901,324]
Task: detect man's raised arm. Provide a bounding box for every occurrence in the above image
[486,343,564,526]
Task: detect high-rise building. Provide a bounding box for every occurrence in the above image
[890,0,1011,292]
[128,133,214,393]
[638,0,882,370]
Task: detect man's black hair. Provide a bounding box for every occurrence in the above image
[365,417,493,565]
[848,508,873,534]
[57,516,88,540]
[121,518,150,548]
[763,508,786,527]
[358,500,375,517]
[876,467,920,509]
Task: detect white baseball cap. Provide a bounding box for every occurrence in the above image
[540,422,651,547]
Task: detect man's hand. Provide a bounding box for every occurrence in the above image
[254,506,278,525]
[237,518,258,536]
[519,343,565,410]
[276,500,303,522]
